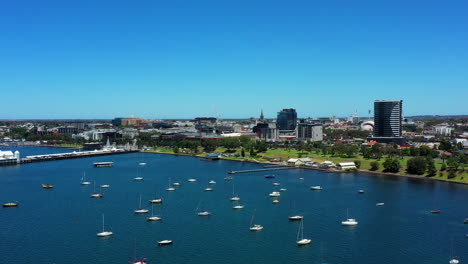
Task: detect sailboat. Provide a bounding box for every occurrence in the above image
[232,200,244,209]
[341,209,358,226]
[249,210,263,231]
[147,204,161,221]
[157,239,173,246]
[449,239,460,264]
[90,182,104,198]
[149,187,163,203]
[96,214,113,237]
[208,180,216,184]
[134,167,143,181]
[196,200,211,216]
[134,193,149,214]
[81,172,91,185]
[230,183,240,201]
[296,218,311,245]
[166,178,175,191]
[131,239,147,264]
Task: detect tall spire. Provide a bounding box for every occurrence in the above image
[260,109,264,121]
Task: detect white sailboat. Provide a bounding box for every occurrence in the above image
[296,218,311,245]
[196,200,211,216]
[147,204,161,221]
[208,180,216,185]
[90,182,104,198]
[134,193,149,214]
[341,209,358,226]
[96,214,113,237]
[100,184,110,188]
[166,178,175,191]
[249,210,263,231]
[232,200,244,209]
[188,178,197,182]
[269,191,280,197]
[310,186,323,190]
[230,183,240,201]
[288,215,303,221]
[81,172,91,185]
[204,187,213,192]
[157,239,173,246]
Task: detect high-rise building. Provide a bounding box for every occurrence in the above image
[372,100,404,144]
[276,108,297,131]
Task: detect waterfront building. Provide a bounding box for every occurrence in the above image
[371,100,405,144]
[0,150,20,165]
[276,108,297,131]
[254,123,279,142]
[296,121,323,142]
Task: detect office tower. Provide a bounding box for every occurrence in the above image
[372,100,404,144]
[276,108,297,131]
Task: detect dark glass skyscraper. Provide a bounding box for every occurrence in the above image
[276,108,297,131]
[373,100,403,144]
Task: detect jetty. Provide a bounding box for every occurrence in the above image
[227,167,294,174]
[21,149,137,164]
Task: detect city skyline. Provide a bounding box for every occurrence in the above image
[1,0,467,119]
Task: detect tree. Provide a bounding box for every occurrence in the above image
[172,146,179,154]
[362,147,372,159]
[240,148,245,157]
[441,163,447,171]
[426,158,437,177]
[372,144,384,160]
[370,161,380,171]
[344,145,359,158]
[249,147,256,157]
[354,160,361,169]
[383,158,400,173]
[406,156,428,175]
[439,140,453,151]
[202,139,217,153]
[447,156,460,170]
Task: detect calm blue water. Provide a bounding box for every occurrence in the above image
[0,149,467,264]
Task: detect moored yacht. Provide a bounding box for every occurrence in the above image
[269,191,281,197]
[158,240,173,246]
[96,214,113,237]
[289,215,303,221]
[310,186,322,190]
[341,209,358,226]
[134,194,149,214]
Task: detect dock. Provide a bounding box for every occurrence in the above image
[20,149,138,164]
[227,167,294,174]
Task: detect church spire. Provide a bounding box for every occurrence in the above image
[260,109,264,121]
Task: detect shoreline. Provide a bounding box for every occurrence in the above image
[144,150,468,186]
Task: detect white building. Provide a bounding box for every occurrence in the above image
[0,150,20,165]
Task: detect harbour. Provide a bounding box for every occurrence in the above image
[0,148,467,264]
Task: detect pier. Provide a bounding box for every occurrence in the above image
[227,167,294,174]
[20,149,138,164]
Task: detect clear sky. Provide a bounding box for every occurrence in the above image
[1,0,467,119]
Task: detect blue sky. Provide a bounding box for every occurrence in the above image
[1,0,467,119]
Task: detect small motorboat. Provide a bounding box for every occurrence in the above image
[139,163,147,166]
[42,184,54,189]
[463,218,468,224]
[134,177,144,181]
[249,224,264,231]
[204,188,213,192]
[310,186,322,190]
[358,190,365,194]
[299,178,304,180]
[265,175,275,179]
[209,180,216,184]
[430,210,442,214]
[147,216,161,221]
[172,182,181,186]
[233,205,245,209]
[273,182,280,186]
[449,257,460,264]
[269,191,281,197]
[149,198,163,204]
[197,211,211,216]
[341,219,358,226]
[272,200,280,204]
[279,188,287,192]
[376,203,385,206]
[188,179,197,182]
[100,184,110,188]
[288,215,303,221]
[230,196,240,201]
[91,193,104,198]
[166,187,175,191]
[158,240,173,246]
[2,202,18,207]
